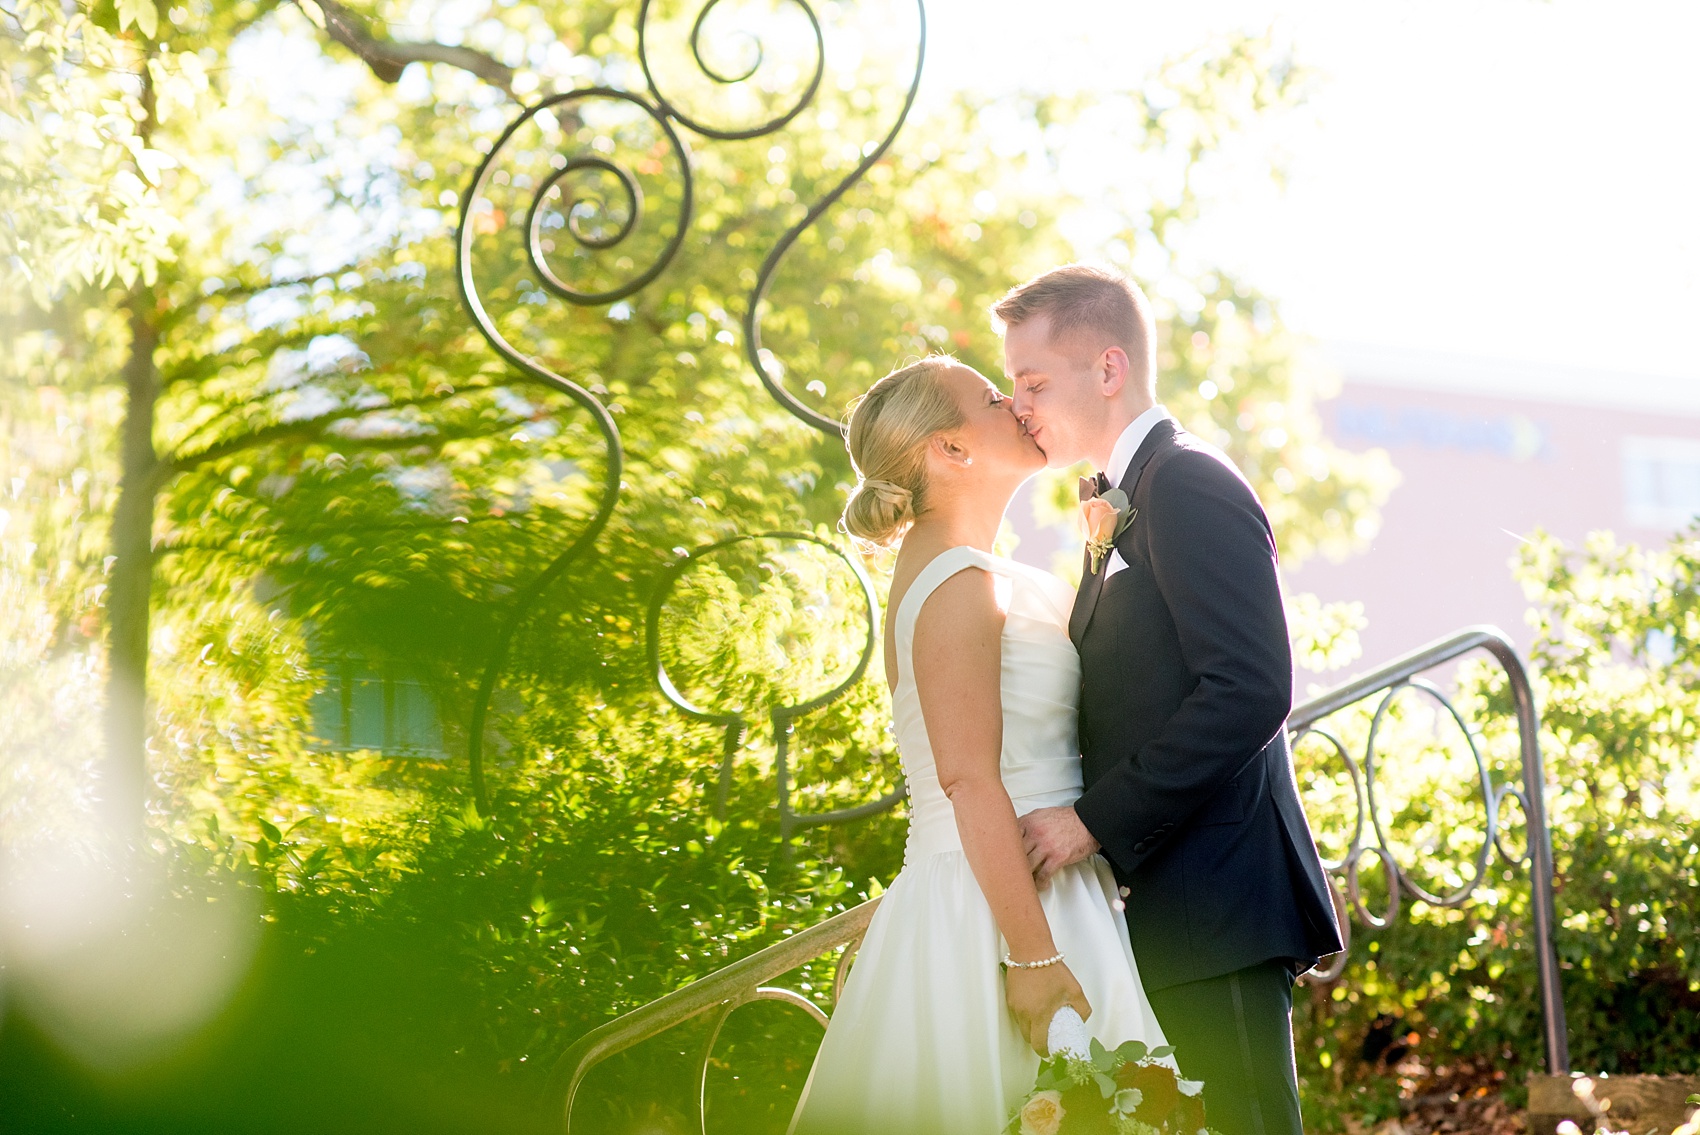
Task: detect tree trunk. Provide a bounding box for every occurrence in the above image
[103,288,159,829]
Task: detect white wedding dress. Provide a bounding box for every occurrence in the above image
[789,546,1169,1135]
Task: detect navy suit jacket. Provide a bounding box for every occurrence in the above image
[1070,419,1343,991]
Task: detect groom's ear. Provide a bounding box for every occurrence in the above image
[1099,346,1130,397]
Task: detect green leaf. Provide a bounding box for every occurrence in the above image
[297,847,328,877]
[1116,1040,1149,1064]
[1094,1070,1118,1098]
[116,0,156,39]
[257,818,282,842]
[1149,1044,1175,1059]
[1091,1035,1115,1070]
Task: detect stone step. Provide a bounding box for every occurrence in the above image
[1528,1073,1700,1135]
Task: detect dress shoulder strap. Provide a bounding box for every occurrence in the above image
[892,546,1004,683]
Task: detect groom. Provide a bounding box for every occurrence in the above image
[998,265,1343,1135]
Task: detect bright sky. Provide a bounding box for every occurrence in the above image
[920,0,1700,381]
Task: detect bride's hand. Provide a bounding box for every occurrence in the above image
[1004,962,1092,1055]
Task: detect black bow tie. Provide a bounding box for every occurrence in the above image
[1078,471,1113,502]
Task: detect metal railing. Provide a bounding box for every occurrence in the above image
[549,898,880,1133]
[548,624,1570,1131]
[1287,626,1568,1076]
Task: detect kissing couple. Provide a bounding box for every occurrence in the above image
[787,265,1344,1135]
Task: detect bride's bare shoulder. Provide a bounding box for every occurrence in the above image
[884,535,952,617]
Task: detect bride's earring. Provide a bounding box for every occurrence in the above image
[964,456,973,466]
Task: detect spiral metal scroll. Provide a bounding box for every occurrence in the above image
[737,2,927,436]
[638,0,827,142]
[646,532,905,836]
[1285,626,1569,1074]
[454,2,928,812]
[550,896,880,1135]
[456,87,694,810]
[639,0,928,434]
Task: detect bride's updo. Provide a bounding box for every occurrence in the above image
[842,356,964,547]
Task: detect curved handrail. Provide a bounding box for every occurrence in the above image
[547,625,1571,1131]
[1289,624,1568,1075]
[549,897,881,1132]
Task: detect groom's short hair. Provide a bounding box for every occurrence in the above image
[992,264,1155,380]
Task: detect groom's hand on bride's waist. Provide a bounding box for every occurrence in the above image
[1019,806,1101,886]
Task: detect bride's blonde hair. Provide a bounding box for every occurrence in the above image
[842,356,964,548]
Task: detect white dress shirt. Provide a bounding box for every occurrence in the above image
[1100,404,1170,579]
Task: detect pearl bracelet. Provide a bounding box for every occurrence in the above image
[1001,950,1065,970]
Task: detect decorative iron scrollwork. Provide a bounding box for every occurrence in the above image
[453,2,927,813]
[646,532,904,835]
[461,87,695,310]
[1293,673,1526,983]
[638,0,826,141]
[1287,626,1568,1074]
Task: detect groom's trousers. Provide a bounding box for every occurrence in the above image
[1146,959,1305,1135]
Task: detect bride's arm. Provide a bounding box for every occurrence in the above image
[913,567,1091,1052]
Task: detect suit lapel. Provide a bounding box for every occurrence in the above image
[1068,544,1105,645]
[1068,418,1177,647]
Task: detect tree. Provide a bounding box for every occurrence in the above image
[1,0,531,827]
[2,0,1398,1124]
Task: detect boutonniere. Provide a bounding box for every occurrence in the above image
[1080,487,1137,575]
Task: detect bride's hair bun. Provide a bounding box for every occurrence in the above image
[842,356,964,548]
[843,477,915,548]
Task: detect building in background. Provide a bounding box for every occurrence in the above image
[1005,343,1700,674]
[308,654,446,757]
[1288,344,1700,669]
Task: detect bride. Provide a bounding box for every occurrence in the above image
[789,356,1169,1134]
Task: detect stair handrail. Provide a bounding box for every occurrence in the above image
[548,624,1569,1131]
[1287,625,1567,1076]
[548,897,881,1133]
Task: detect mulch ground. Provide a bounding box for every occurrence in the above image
[1351,1060,1527,1135]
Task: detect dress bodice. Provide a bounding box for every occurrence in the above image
[892,546,1083,862]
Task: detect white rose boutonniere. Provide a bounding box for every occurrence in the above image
[1080,487,1137,575]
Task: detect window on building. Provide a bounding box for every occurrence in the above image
[1623,436,1700,530]
[309,659,446,757]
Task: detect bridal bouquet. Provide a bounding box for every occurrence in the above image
[1006,1038,1212,1135]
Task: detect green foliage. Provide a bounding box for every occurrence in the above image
[0,0,197,299]
[1288,593,1366,675]
[1291,528,1700,1131]
[0,378,116,851]
[1513,530,1700,1067]
[2,0,1404,1127]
